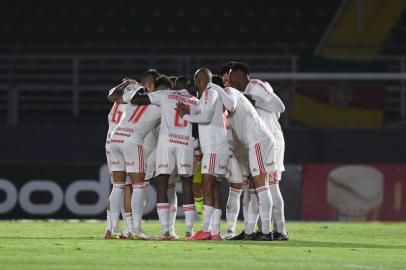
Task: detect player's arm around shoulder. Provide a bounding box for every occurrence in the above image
[107,80,133,103]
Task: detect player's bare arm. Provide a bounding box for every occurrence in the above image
[108,79,136,104]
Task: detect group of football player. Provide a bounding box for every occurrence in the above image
[104,61,288,241]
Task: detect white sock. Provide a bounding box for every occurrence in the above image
[245,189,259,235]
[156,203,170,233]
[144,181,150,207]
[167,184,177,233]
[131,183,146,234]
[110,183,125,234]
[226,188,242,232]
[106,209,112,231]
[242,178,249,226]
[202,205,215,232]
[270,183,286,234]
[183,204,195,235]
[256,186,273,235]
[212,209,222,235]
[125,212,133,234]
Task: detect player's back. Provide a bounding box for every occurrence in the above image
[245,79,284,143]
[107,103,125,139]
[149,89,198,149]
[111,103,161,145]
[225,87,272,146]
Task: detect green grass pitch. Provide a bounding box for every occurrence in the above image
[0,221,405,270]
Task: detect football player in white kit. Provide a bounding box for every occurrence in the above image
[231,62,288,240]
[213,79,277,241]
[211,74,246,239]
[176,69,229,240]
[104,79,136,239]
[129,75,198,240]
[107,79,161,240]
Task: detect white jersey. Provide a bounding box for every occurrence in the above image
[244,79,285,145]
[217,87,273,147]
[106,103,125,146]
[148,89,199,149]
[143,126,160,152]
[110,86,161,145]
[183,83,228,153]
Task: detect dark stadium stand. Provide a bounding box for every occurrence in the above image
[0,0,341,54]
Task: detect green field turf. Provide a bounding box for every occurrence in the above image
[0,221,405,270]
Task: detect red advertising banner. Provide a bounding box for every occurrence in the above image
[302,164,406,221]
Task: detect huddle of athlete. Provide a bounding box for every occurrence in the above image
[105,61,288,241]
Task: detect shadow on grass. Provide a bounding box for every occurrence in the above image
[0,237,405,250]
[208,240,406,250]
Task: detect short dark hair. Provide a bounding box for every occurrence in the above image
[142,69,160,80]
[212,75,225,88]
[230,62,250,75]
[219,61,237,76]
[174,76,192,90]
[154,75,173,89]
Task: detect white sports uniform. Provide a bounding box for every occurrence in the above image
[244,79,285,180]
[148,89,199,176]
[224,111,245,183]
[143,127,159,180]
[214,86,277,177]
[183,83,229,177]
[105,90,131,184]
[109,85,161,173]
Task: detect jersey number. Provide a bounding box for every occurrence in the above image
[174,104,190,127]
[111,104,123,124]
[128,105,148,123]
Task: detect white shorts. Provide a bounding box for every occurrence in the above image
[233,144,249,178]
[144,148,156,181]
[226,155,243,184]
[201,152,229,177]
[109,141,145,174]
[155,143,194,176]
[106,145,132,184]
[248,139,277,177]
[275,142,285,180]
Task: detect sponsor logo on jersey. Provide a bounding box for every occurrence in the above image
[111,160,120,165]
[179,163,192,168]
[218,164,226,170]
[265,162,275,167]
[116,127,134,133]
[125,162,135,166]
[158,164,169,168]
[114,132,131,137]
[111,139,124,144]
[169,139,189,146]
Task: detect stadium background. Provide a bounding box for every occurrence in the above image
[0,0,406,221]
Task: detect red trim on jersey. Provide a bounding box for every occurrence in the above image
[255,143,266,174]
[209,153,216,174]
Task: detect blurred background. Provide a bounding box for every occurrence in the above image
[0,0,405,221]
